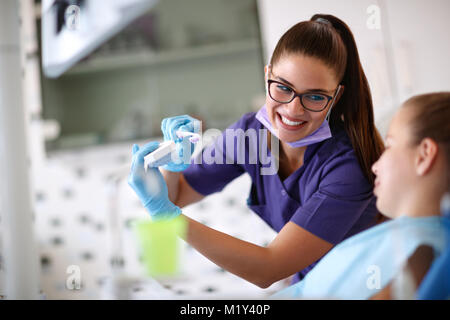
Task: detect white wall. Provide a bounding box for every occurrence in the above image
[385,0,450,96]
[256,0,450,135]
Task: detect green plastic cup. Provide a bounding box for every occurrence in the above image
[133,215,187,277]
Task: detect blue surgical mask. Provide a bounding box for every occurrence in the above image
[255,105,332,148]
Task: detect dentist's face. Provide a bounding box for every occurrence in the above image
[371,107,416,218]
[265,54,341,143]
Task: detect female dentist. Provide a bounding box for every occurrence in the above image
[128,14,385,288]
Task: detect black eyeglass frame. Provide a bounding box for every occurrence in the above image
[267,79,342,113]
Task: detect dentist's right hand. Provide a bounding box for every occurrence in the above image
[128,142,181,221]
[161,115,200,172]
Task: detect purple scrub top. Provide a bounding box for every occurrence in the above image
[183,112,379,284]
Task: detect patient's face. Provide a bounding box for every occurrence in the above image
[371,107,416,218]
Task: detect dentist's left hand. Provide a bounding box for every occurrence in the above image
[128,142,181,220]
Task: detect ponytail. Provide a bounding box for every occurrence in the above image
[313,14,385,185]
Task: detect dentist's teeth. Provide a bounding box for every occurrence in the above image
[281,115,305,126]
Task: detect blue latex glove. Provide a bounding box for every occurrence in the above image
[161,115,200,172]
[128,142,181,220]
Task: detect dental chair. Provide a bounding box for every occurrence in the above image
[417,218,450,300]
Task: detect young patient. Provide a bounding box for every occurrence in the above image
[273,92,450,299]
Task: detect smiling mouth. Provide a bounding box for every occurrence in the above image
[276,112,308,130]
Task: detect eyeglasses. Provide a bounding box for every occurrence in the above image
[267,79,341,112]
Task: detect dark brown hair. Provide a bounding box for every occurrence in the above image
[404,92,450,190]
[270,14,384,185]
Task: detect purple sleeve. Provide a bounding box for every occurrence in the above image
[182,115,250,196]
[290,153,375,245]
